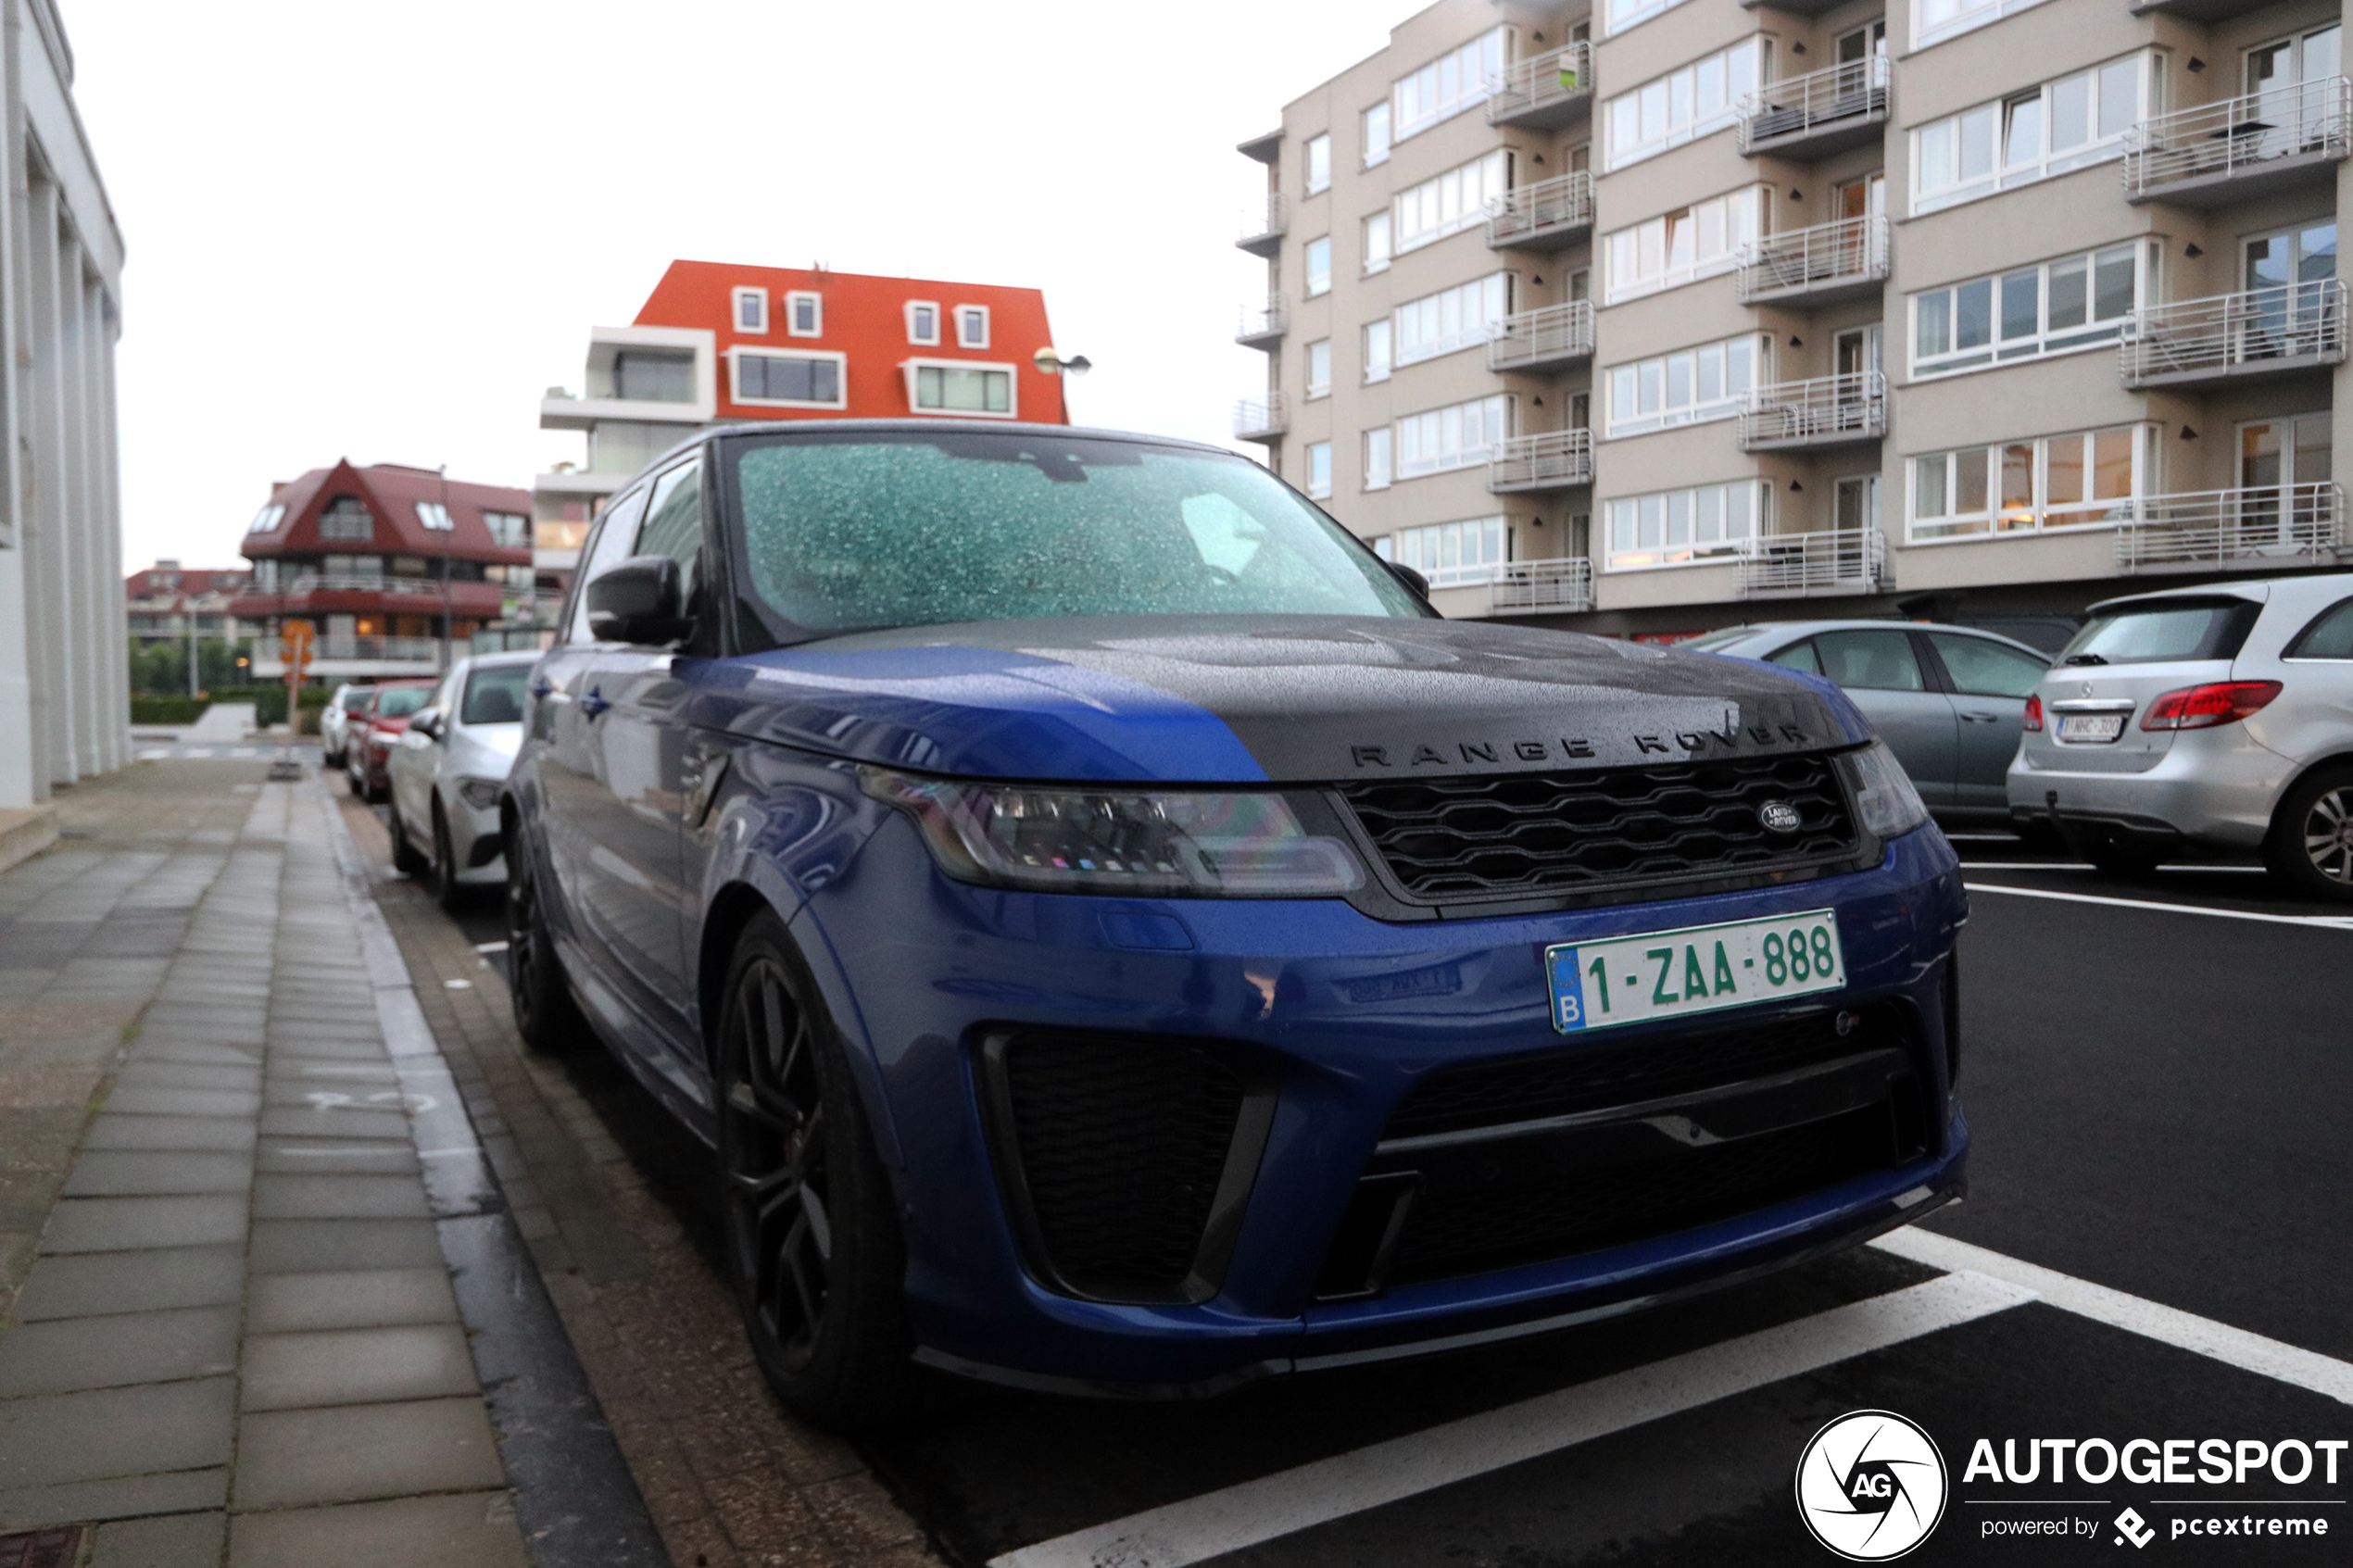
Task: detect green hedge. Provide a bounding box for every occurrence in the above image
[130,696,209,724]
[130,686,332,732]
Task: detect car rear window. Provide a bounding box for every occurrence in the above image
[2059,599,2260,665]
[462,664,531,724]
[375,688,431,719]
[341,691,372,712]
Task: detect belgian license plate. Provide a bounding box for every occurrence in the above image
[1544,910,1845,1035]
[2057,714,2126,743]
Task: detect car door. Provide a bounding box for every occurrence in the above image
[1771,630,1958,807]
[1921,632,2048,811]
[394,664,462,845]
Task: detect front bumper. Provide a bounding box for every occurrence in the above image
[2007,728,2291,850]
[799,817,1970,1393]
[445,792,507,885]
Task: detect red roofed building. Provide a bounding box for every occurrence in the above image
[232,460,535,681]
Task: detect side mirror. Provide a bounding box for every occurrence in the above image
[413,710,444,740]
[587,556,687,644]
[1384,560,1431,600]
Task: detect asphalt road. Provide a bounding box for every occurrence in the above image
[405,806,2353,1566]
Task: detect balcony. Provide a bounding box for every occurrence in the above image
[1486,171,1593,252]
[250,635,447,679]
[1736,528,1887,598]
[1233,394,1288,443]
[1487,302,1595,373]
[2113,483,2347,572]
[2120,282,2347,389]
[2124,78,2351,205]
[1237,296,1287,349]
[1488,558,1594,616]
[2129,0,2296,24]
[1738,372,1886,451]
[1739,56,1889,158]
[1238,194,1288,258]
[1486,44,1592,130]
[1739,0,1852,13]
[1237,128,1282,165]
[231,578,505,621]
[1487,431,1593,493]
[1737,216,1888,307]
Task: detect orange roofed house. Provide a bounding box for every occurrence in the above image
[532,261,1062,615]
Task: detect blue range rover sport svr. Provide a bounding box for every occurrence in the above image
[501,420,1969,1426]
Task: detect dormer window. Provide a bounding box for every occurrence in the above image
[415,501,455,532]
[955,306,990,348]
[319,497,372,541]
[907,301,941,345]
[734,287,768,333]
[787,291,823,336]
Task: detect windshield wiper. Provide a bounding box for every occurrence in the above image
[2061,653,2108,666]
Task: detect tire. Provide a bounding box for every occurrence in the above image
[2265,767,2353,904]
[716,911,921,1430]
[506,830,587,1051]
[389,808,430,876]
[432,804,468,913]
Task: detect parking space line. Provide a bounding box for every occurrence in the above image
[1871,1228,2353,1409]
[1964,882,2353,930]
[986,1272,2035,1568]
[1958,862,2268,874]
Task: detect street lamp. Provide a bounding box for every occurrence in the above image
[1032,347,1091,423]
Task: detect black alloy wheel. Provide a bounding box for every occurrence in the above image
[2267,767,2353,904]
[505,831,585,1050]
[716,912,919,1429]
[432,803,467,912]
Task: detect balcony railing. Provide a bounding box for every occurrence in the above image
[2120,281,2347,388]
[1488,430,1593,493]
[2123,77,2351,203]
[2113,483,2347,571]
[1738,56,1890,156]
[1737,528,1887,597]
[1738,372,1886,450]
[247,573,466,596]
[258,635,447,666]
[1486,170,1594,251]
[1737,215,1889,305]
[1486,301,1595,372]
[1236,296,1287,347]
[1487,558,1594,615]
[1238,193,1288,257]
[1486,44,1593,129]
[1233,393,1288,442]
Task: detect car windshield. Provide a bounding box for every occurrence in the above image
[462,664,531,725]
[2060,600,2259,665]
[375,687,431,719]
[728,432,1422,635]
[340,691,372,712]
[1679,628,1755,651]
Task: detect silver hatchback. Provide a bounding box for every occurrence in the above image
[2007,572,2353,899]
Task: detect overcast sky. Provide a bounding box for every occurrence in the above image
[70,0,1397,572]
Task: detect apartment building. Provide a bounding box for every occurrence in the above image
[1239,0,2353,638]
[125,561,251,644]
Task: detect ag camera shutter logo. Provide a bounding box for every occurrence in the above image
[1795,1410,1948,1560]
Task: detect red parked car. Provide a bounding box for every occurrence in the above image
[345,679,438,803]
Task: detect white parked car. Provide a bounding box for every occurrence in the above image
[386,652,537,908]
[320,684,371,768]
[2008,572,2353,899]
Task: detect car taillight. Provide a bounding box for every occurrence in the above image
[2022,696,2043,732]
[2140,680,2283,731]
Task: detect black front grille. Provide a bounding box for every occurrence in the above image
[1388,1005,1897,1141]
[989,1033,1245,1302]
[1338,753,1859,905]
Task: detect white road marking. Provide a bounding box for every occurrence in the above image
[1964,881,2353,930]
[1870,1227,2353,1409]
[1957,862,2267,874]
[472,940,509,954]
[986,1272,2034,1568]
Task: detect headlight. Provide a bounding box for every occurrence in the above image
[456,778,502,810]
[860,767,1364,897]
[1834,741,1930,841]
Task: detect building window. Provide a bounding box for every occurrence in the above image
[1605,38,1767,171]
[1387,517,1510,586]
[1909,425,2148,541]
[1365,427,1393,490]
[907,301,940,345]
[1305,237,1332,297]
[1305,133,1331,194]
[787,291,823,336]
[1912,242,2145,378]
[1395,395,1512,479]
[1307,442,1333,498]
[614,351,696,402]
[1916,0,2057,52]
[1306,340,1332,399]
[247,502,285,534]
[1606,333,1766,438]
[956,305,990,348]
[1393,149,1511,256]
[1604,187,1764,305]
[414,501,455,533]
[1363,320,1393,383]
[735,288,768,333]
[1364,102,1391,167]
[319,497,371,542]
[1393,27,1506,142]
[735,350,847,407]
[1912,54,2150,216]
[1607,0,1693,38]
[1364,211,1392,275]
[909,359,1016,417]
[482,511,530,548]
[1394,273,1513,368]
[1605,481,1768,570]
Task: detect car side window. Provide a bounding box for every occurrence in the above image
[2285,596,2353,659]
[1808,630,1926,692]
[633,458,705,605]
[1926,633,2045,698]
[565,488,651,645]
[1768,640,1822,675]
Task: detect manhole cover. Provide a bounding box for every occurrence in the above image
[0,1525,84,1568]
